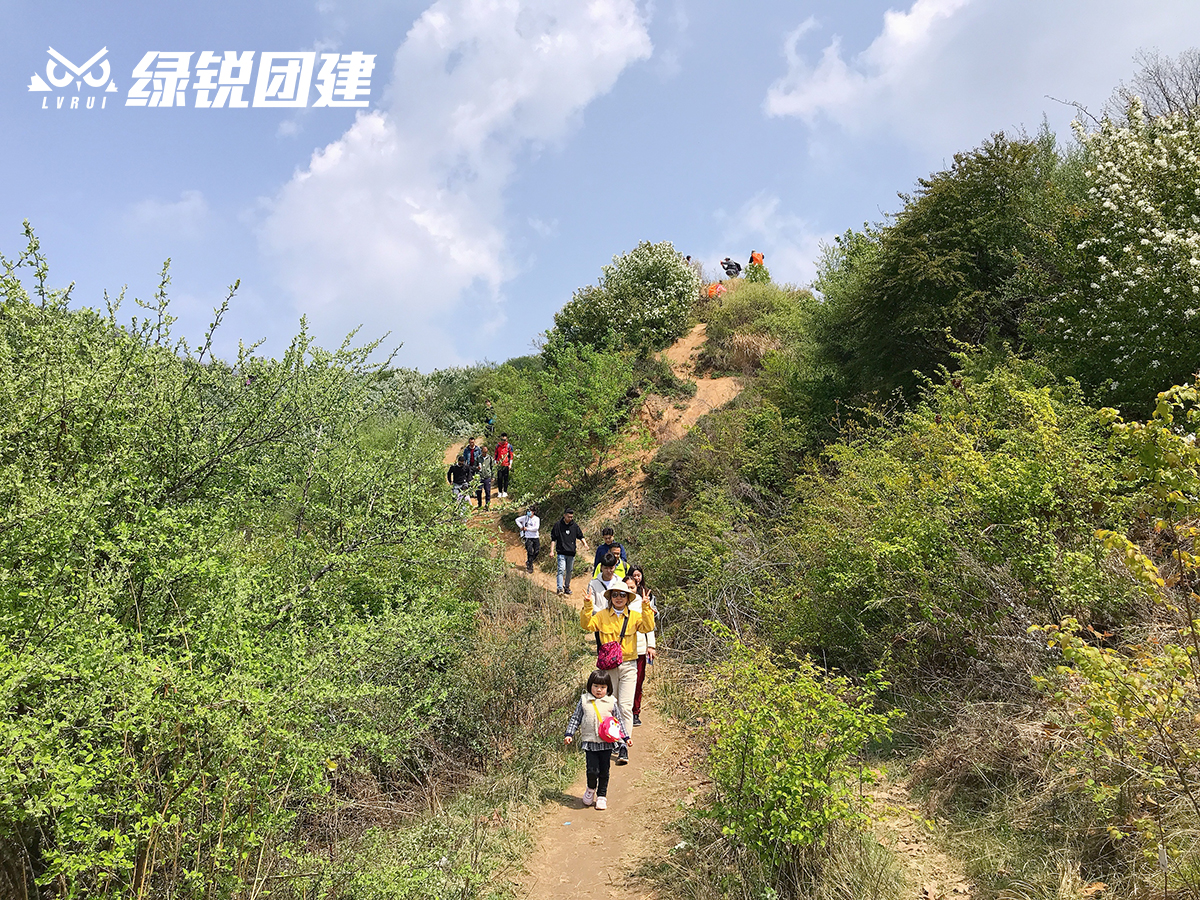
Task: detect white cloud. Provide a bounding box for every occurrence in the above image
[127,190,210,239]
[527,216,558,238]
[764,0,1200,156]
[260,0,652,367]
[765,0,971,126]
[711,194,831,288]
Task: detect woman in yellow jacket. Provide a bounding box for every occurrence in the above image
[581,580,655,765]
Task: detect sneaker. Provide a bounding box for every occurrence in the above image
[594,796,607,810]
[526,564,534,573]
[564,588,572,595]
[633,714,642,727]
[616,746,629,765]
[582,788,596,806]
[556,589,564,595]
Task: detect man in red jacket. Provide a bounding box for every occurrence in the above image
[494,433,515,499]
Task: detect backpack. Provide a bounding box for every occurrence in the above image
[591,700,623,743]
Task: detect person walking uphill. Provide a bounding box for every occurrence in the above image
[580,580,654,765]
[564,670,632,810]
[550,508,587,595]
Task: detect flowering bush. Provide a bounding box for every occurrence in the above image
[548,240,700,355]
[1032,101,1200,411]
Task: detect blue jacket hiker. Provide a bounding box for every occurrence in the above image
[564,669,631,810]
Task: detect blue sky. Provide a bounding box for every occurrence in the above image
[4,0,1199,369]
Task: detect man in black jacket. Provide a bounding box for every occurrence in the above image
[550,508,588,595]
[446,460,470,510]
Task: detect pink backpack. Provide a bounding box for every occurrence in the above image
[594,614,630,670]
[592,701,623,743]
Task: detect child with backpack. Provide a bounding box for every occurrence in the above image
[563,669,632,810]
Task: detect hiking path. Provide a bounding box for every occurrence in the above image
[448,322,975,899]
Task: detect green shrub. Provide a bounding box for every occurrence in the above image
[773,352,1132,676]
[490,343,634,501]
[812,130,1071,400]
[0,235,518,898]
[702,282,816,374]
[701,626,899,896]
[744,261,771,284]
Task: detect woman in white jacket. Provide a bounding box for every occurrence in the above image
[628,567,657,727]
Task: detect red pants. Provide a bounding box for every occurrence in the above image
[632,654,647,715]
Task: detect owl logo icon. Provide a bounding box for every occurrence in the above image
[29,47,118,108]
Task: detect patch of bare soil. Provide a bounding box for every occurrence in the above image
[870,775,974,899]
[589,323,741,526]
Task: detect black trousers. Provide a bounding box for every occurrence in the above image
[524,537,540,567]
[497,465,511,493]
[585,748,612,796]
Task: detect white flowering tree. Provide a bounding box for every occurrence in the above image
[549,240,700,355]
[1034,101,1200,410]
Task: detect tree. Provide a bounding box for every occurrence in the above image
[491,344,634,500]
[813,131,1068,399]
[547,240,700,357]
[1027,103,1200,411]
[1108,47,1200,119]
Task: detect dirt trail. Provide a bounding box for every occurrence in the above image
[515,668,696,899]
[870,776,973,899]
[590,323,741,525]
[451,325,973,899]
[457,503,696,898]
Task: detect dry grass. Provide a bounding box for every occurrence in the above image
[908,703,1053,815]
[646,816,906,900]
[726,331,782,372]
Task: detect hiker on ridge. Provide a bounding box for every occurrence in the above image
[721,257,742,278]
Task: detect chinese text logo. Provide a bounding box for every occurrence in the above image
[29,48,376,110]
